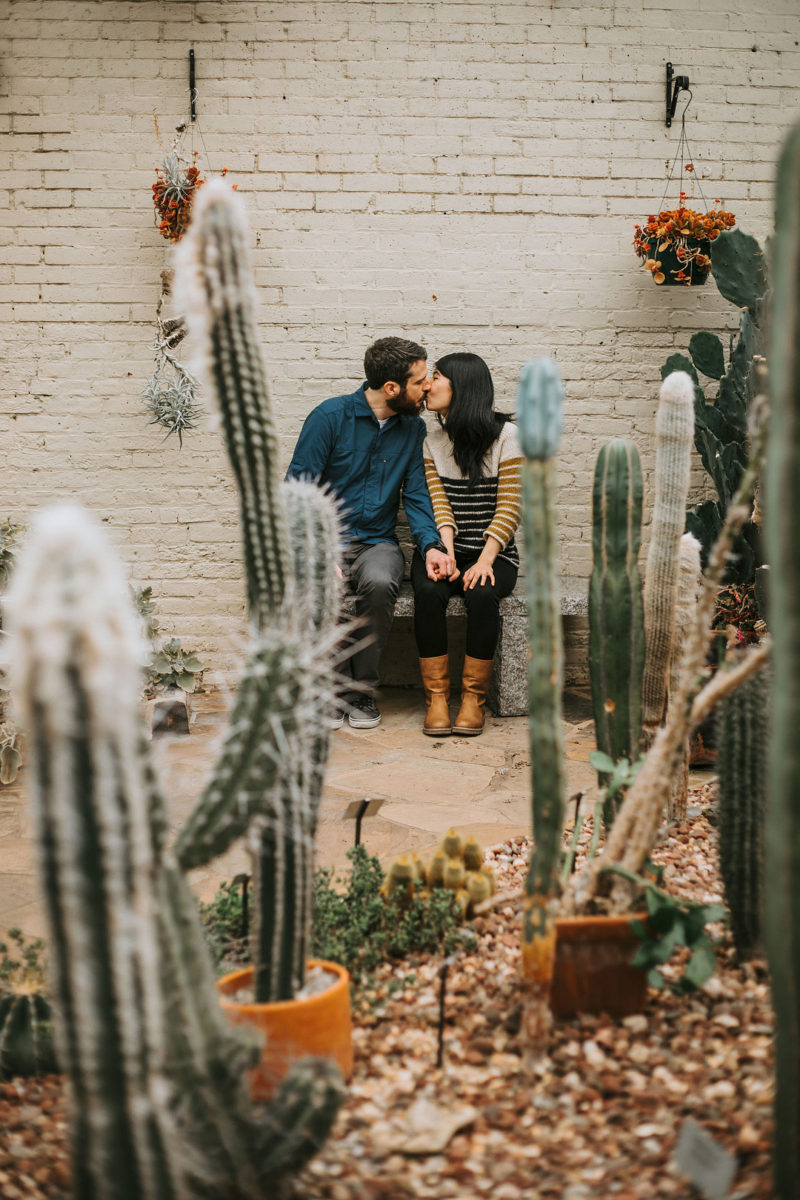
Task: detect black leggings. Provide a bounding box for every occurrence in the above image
[411,550,518,660]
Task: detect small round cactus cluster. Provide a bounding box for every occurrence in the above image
[381,829,497,919]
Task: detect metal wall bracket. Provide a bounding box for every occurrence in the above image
[189,48,197,122]
[666,62,690,128]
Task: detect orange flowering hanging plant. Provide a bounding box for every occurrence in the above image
[152,150,207,243]
[633,167,735,285]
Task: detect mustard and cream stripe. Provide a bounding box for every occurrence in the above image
[422,421,522,566]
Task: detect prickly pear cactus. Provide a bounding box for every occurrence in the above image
[588,438,645,790]
[764,119,800,1200]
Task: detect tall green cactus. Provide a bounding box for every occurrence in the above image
[174,182,343,1003]
[6,505,343,1199]
[5,180,347,1196]
[588,438,644,802]
[517,358,566,1043]
[641,371,695,740]
[765,120,800,1200]
[716,665,770,957]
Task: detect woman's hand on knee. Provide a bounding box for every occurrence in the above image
[463,559,495,589]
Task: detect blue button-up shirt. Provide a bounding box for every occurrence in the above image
[286,384,440,553]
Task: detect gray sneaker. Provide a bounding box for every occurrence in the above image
[348,697,380,728]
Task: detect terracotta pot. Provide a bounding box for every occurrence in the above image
[549,915,648,1018]
[216,959,353,1101]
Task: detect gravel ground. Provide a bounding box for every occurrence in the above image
[0,783,774,1200]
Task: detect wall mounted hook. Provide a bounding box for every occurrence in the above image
[666,63,690,127]
[189,48,197,122]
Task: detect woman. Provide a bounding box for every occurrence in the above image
[412,352,522,736]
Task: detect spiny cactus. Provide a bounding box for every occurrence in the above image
[0,930,57,1080]
[6,505,343,1199]
[764,119,800,1200]
[667,533,702,823]
[174,181,343,1004]
[517,358,566,1047]
[641,371,695,741]
[716,664,770,957]
[588,438,645,803]
[664,227,767,582]
[383,832,495,918]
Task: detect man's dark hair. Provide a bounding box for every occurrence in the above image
[364,337,427,390]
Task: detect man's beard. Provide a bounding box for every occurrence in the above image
[387,385,422,416]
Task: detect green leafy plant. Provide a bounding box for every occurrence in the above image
[313,847,473,985]
[200,879,247,965]
[149,636,204,693]
[623,878,726,994]
[589,752,645,828]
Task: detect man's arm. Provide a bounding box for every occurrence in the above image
[286,405,336,481]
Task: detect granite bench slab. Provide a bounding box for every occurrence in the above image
[341,577,587,717]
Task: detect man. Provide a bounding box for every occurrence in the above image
[287,337,455,728]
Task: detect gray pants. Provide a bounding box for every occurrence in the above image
[341,540,405,700]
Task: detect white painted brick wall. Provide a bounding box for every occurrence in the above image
[2,0,799,682]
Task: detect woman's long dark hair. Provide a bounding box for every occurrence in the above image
[435,352,509,489]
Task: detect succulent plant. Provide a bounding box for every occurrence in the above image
[0,929,57,1080]
[588,438,645,803]
[764,119,800,1200]
[5,180,347,1196]
[516,358,566,1042]
[641,372,695,741]
[663,228,768,584]
[716,664,770,957]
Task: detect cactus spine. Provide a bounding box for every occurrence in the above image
[517,358,566,1047]
[716,665,770,957]
[174,182,343,1003]
[588,438,645,793]
[765,120,800,1200]
[6,181,346,1196]
[641,372,695,740]
[667,533,702,822]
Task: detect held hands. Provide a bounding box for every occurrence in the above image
[462,559,495,589]
[425,548,459,582]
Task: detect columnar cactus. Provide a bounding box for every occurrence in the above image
[764,120,800,1200]
[174,182,343,1003]
[516,358,566,1045]
[641,371,695,739]
[667,533,702,822]
[588,438,645,795]
[6,507,343,1198]
[5,180,347,1195]
[716,664,770,957]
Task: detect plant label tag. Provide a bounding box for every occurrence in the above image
[674,1118,737,1200]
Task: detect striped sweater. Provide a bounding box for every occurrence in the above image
[422,421,522,567]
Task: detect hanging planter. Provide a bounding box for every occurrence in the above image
[634,92,735,287]
[634,199,735,287]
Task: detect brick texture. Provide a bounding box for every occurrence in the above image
[2,0,799,682]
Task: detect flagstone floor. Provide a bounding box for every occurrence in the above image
[0,686,612,937]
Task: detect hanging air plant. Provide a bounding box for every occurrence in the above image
[152,149,205,244]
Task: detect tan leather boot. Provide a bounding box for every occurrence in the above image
[453,655,494,735]
[419,655,451,736]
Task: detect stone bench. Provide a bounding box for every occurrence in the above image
[341,577,588,717]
